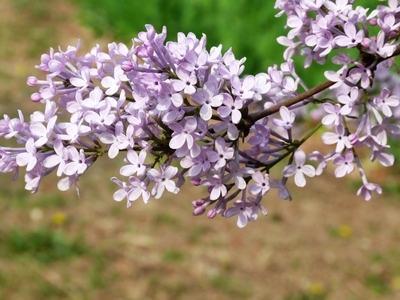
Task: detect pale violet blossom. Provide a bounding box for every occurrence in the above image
[283,149,316,187]
[321,124,352,152]
[333,151,355,177]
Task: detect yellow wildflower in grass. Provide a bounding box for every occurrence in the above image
[308,282,325,295]
[338,224,352,238]
[51,211,67,226]
[391,276,400,291]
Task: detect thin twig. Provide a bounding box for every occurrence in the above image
[248,80,334,124]
[247,43,400,127]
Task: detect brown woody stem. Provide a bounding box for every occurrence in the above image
[247,43,400,129]
[247,80,334,125]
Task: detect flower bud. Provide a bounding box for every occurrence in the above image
[192,198,205,207]
[207,209,217,219]
[27,76,38,87]
[191,177,201,186]
[361,37,371,49]
[193,205,206,216]
[348,133,359,146]
[121,61,134,72]
[30,92,42,102]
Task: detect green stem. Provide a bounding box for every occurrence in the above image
[298,122,323,145]
[264,122,323,171]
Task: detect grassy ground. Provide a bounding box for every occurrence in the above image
[1,1,400,299]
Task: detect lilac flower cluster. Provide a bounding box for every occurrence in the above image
[1,0,400,227]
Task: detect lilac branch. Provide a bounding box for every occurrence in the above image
[247,43,400,128]
[247,80,334,125]
[3,1,400,227]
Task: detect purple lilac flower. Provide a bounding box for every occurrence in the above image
[321,103,342,126]
[30,115,57,147]
[334,22,364,48]
[252,73,272,101]
[120,149,147,177]
[58,123,91,144]
[70,66,91,90]
[307,151,328,176]
[207,137,234,170]
[156,84,183,111]
[191,77,224,121]
[63,147,88,176]
[370,145,394,167]
[372,31,396,58]
[16,138,38,172]
[101,65,129,95]
[171,66,197,95]
[224,199,252,228]
[224,161,253,190]
[337,86,359,115]
[373,87,400,117]
[333,151,355,177]
[372,117,400,138]
[201,174,227,201]
[147,166,180,199]
[216,94,243,124]
[84,103,116,130]
[100,121,134,159]
[247,196,268,221]
[211,117,239,141]
[168,117,197,150]
[283,149,316,187]
[348,63,372,89]
[110,177,130,203]
[231,75,255,100]
[127,176,151,205]
[180,149,212,177]
[273,106,296,130]
[249,171,270,196]
[357,182,382,201]
[324,66,349,90]
[321,124,352,152]
[42,139,68,176]
[248,123,270,147]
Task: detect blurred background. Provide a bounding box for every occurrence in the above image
[0,0,400,299]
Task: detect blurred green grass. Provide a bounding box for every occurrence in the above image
[73,0,376,88]
[74,0,287,77]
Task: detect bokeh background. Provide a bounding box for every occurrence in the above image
[0,0,400,299]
